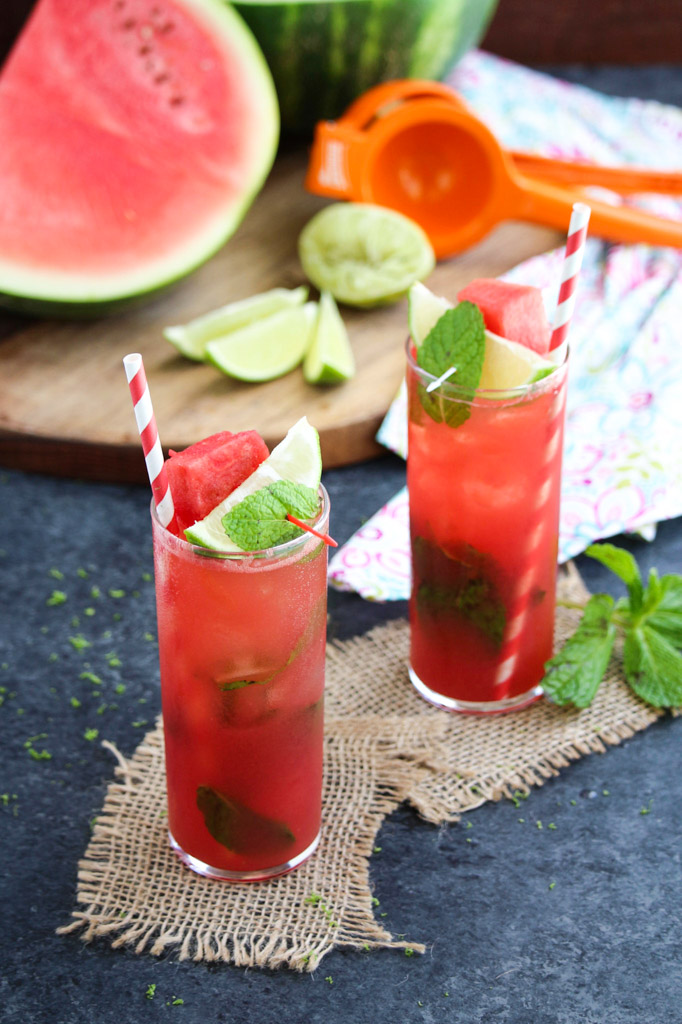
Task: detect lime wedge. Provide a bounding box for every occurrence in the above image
[299,203,435,308]
[164,286,309,361]
[408,281,452,346]
[205,303,317,382]
[303,291,355,385]
[185,416,322,550]
[480,330,555,390]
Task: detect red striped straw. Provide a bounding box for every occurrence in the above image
[494,203,591,695]
[494,389,567,692]
[123,353,176,530]
[549,201,591,353]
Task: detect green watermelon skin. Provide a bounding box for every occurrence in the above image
[0,0,279,317]
[233,0,498,137]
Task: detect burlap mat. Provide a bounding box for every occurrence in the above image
[58,565,666,970]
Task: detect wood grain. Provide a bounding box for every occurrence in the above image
[0,150,562,483]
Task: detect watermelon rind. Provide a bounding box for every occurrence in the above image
[232,0,499,136]
[0,0,279,316]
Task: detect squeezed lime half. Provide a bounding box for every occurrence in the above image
[299,203,435,308]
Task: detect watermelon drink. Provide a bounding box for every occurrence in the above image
[151,418,330,880]
[406,281,567,713]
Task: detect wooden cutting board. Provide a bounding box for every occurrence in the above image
[0,149,562,484]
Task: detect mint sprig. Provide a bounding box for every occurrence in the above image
[543,543,682,709]
[417,302,485,428]
[221,481,319,551]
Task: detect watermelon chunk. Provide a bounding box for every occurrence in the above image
[166,430,269,534]
[457,279,551,356]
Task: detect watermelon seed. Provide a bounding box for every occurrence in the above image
[160,21,174,33]
[155,73,169,84]
[169,96,185,107]
[123,18,136,30]
[139,45,151,55]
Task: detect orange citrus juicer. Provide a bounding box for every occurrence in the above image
[305,79,682,259]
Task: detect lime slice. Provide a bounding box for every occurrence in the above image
[303,291,355,385]
[164,286,309,361]
[299,203,435,308]
[185,416,322,550]
[205,303,317,382]
[408,281,452,346]
[480,330,555,390]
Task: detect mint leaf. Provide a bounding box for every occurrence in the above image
[542,594,617,708]
[585,543,643,611]
[417,303,485,428]
[221,482,319,551]
[268,479,319,519]
[216,591,327,693]
[623,624,682,707]
[413,537,506,648]
[639,571,682,646]
[196,786,295,856]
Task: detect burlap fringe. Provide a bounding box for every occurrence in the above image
[58,566,673,970]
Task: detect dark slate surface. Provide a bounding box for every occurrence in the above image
[2,458,681,1024]
[3,64,682,1024]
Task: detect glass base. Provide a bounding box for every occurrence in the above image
[409,666,543,716]
[168,829,321,882]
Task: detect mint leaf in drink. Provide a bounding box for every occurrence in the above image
[417,303,485,428]
[221,482,319,550]
[542,594,617,708]
[196,786,295,856]
[623,624,682,707]
[418,303,485,387]
[585,543,643,611]
[413,537,506,647]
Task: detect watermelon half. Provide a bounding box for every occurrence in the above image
[233,0,499,137]
[0,0,279,316]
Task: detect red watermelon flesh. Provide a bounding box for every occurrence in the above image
[0,0,278,313]
[457,279,551,356]
[166,430,269,534]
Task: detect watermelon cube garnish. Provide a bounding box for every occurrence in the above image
[457,279,551,356]
[166,430,269,534]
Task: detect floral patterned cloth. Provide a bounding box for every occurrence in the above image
[328,51,682,602]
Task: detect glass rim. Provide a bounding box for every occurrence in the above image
[405,336,569,402]
[150,482,331,561]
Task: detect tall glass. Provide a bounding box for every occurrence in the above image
[151,487,329,881]
[406,341,568,714]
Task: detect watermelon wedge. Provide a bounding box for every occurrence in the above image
[165,429,270,534]
[457,279,551,356]
[0,0,279,315]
